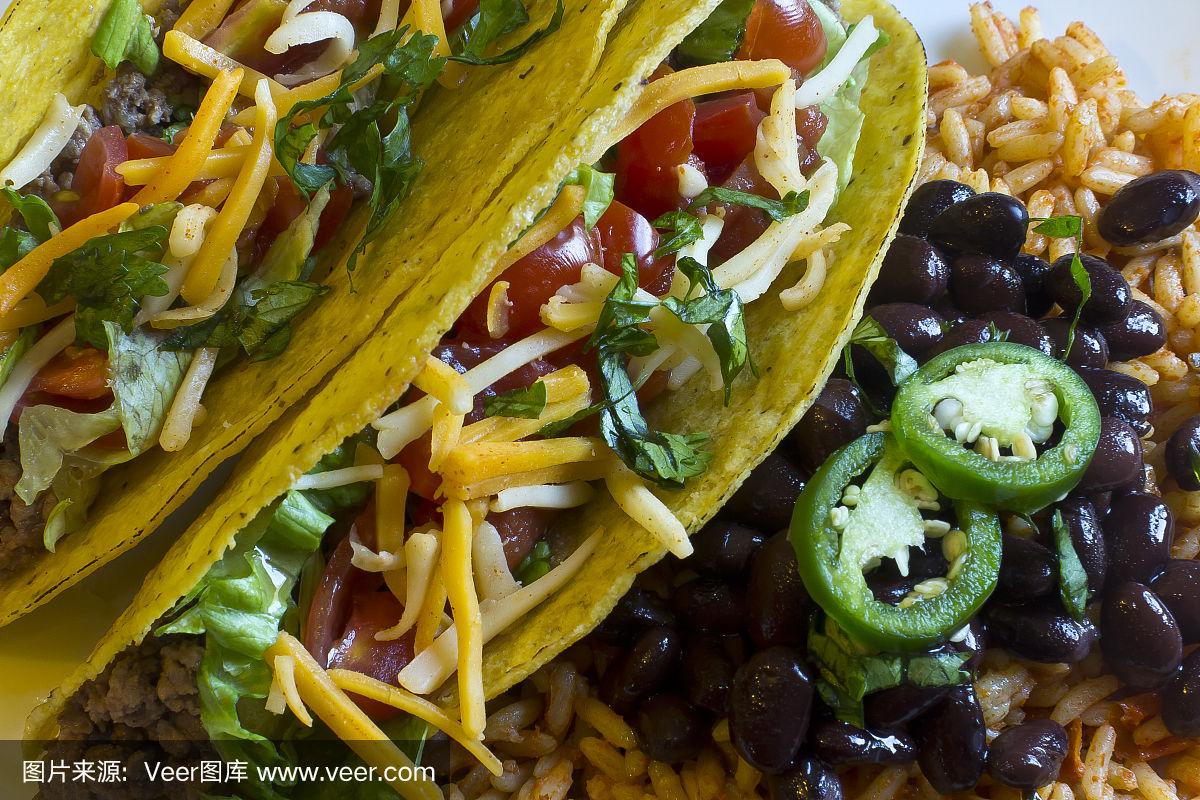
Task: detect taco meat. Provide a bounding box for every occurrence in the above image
[0,432,57,581]
[26,105,100,200]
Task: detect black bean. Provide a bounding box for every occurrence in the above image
[1150,560,1200,644]
[1163,650,1200,738]
[1104,491,1173,585]
[1077,416,1144,492]
[690,520,767,579]
[929,191,1030,260]
[813,720,917,766]
[788,378,870,474]
[766,756,844,800]
[599,626,681,714]
[730,647,815,774]
[870,538,949,583]
[1076,367,1153,436]
[1165,415,1200,491]
[1097,170,1200,246]
[1046,253,1132,324]
[916,685,987,794]
[594,588,676,645]
[932,294,968,327]
[995,534,1058,604]
[1013,253,1054,318]
[872,235,950,304]
[681,636,736,715]
[1098,300,1167,361]
[1042,317,1108,370]
[864,685,949,730]
[1057,497,1106,594]
[635,693,709,763]
[986,720,1069,790]
[984,601,1097,663]
[976,311,1053,355]
[1101,581,1182,690]
[922,319,996,361]
[724,453,806,532]
[868,577,916,606]
[869,303,947,357]
[950,254,1026,314]
[899,180,976,240]
[672,577,745,634]
[746,532,810,648]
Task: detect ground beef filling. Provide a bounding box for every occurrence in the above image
[38,635,213,800]
[26,104,101,201]
[0,431,56,581]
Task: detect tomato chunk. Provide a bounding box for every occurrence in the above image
[737,0,827,76]
[126,132,175,161]
[488,508,551,569]
[314,184,355,252]
[326,588,414,721]
[70,126,128,223]
[693,93,766,184]
[29,346,110,400]
[615,68,698,220]
[707,155,776,266]
[444,0,481,33]
[595,200,672,295]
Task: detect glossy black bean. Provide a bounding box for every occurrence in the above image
[788,378,870,474]
[599,626,681,714]
[1150,560,1200,644]
[1104,491,1173,585]
[872,538,949,583]
[681,636,736,715]
[724,453,807,532]
[986,719,1069,790]
[916,685,987,794]
[1076,367,1153,436]
[1077,417,1144,492]
[984,601,1097,663]
[869,303,947,357]
[730,647,815,774]
[1099,300,1167,361]
[635,693,708,763]
[929,191,1030,261]
[690,521,767,579]
[873,235,950,304]
[976,311,1053,355]
[950,254,1026,314]
[1101,581,1183,690]
[922,319,995,361]
[864,685,949,730]
[868,577,916,606]
[932,294,968,326]
[1046,253,1132,324]
[1097,170,1200,246]
[813,721,917,765]
[951,619,989,674]
[766,756,844,800]
[1057,497,1106,594]
[1165,415,1200,491]
[899,180,977,240]
[1163,650,1200,737]
[995,534,1058,604]
[1042,317,1109,370]
[1013,253,1054,318]
[746,532,810,648]
[594,588,676,644]
[673,577,745,634]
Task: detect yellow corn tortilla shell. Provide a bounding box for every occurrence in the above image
[0,0,615,624]
[28,0,925,740]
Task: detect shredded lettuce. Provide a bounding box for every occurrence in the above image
[562,166,615,229]
[247,187,331,291]
[0,328,35,389]
[809,0,876,194]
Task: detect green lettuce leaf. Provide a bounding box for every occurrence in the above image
[562,166,614,229]
[809,0,870,194]
[0,328,35,390]
[106,321,193,455]
[14,403,125,508]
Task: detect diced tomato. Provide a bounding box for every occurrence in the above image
[254,178,309,261]
[707,155,776,266]
[314,184,354,252]
[125,132,175,161]
[693,93,766,184]
[795,104,829,175]
[395,433,440,501]
[70,126,128,224]
[615,67,697,220]
[325,588,414,720]
[737,0,827,76]
[29,346,110,400]
[459,217,603,338]
[595,201,672,296]
[488,508,551,569]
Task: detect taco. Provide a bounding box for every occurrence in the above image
[25,0,926,796]
[0,0,570,624]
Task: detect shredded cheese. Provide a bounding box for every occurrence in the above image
[270,654,314,726]
[472,520,520,601]
[168,203,219,259]
[441,499,485,739]
[172,0,237,39]
[0,202,138,317]
[614,60,791,144]
[266,9,356,86]
[0,93,86,190]
[376,464,410,599]
[181,79,277,304]
[676,161,708,200]
[445,460,609,502]
[414,355,473,415]
[159,346,219,452]
[793,15,878,109]
[486,280,511,339]
[230,65,380,127]
[676,213,725,265]
[458,393,591,446]
[163,30,288,101]
[0,317,74,439]
[399,532,601,694]
[373,0,403,35]
[605,461,692,558]
[120,144,248,187]
[327,670,503,775]
[266,634,443,800]
[150,248,238,327]
[485,186,585,284]
[414,569,449,653]
[779,247,828,311]
[377,530,440,640]
[0,296,74,331]
[350,540,402,572]
[428,403,465,473]
[293,464,384,490]
[489,481,594,512]
[187,176,235,207]
[441,437,602,487]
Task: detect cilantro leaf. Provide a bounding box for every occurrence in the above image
[652,210,704,258]
[1033,215,1083,240]
[673,0,755,68]
[1053,510,1091,622]
[36,227,170,347]
[663,256,752,401]
[1,187,60,242]
[450,0,565,66]
[1032,215,1089,356]
[0,228,38,270]
[562,165,615,229]
[845,315,918,386]
[91,0,159,74]
[689,187,810,222]
[485,379,548,419]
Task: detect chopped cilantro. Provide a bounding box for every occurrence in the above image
[652,210,704,258]
[1032,215,1089,356]
[450,0,565,66]
[485,380,548,419]
[1053,510,1090,622]
[662,256,752,401]
[688,187,810,222]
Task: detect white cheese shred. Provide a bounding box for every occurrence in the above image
[0,317,75,440]
[471,520,521,601]
[793,15,878,109]
[0,94,86,191]
[292,464,384,490]
[270,654,314,726]
[489,482,595,512]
